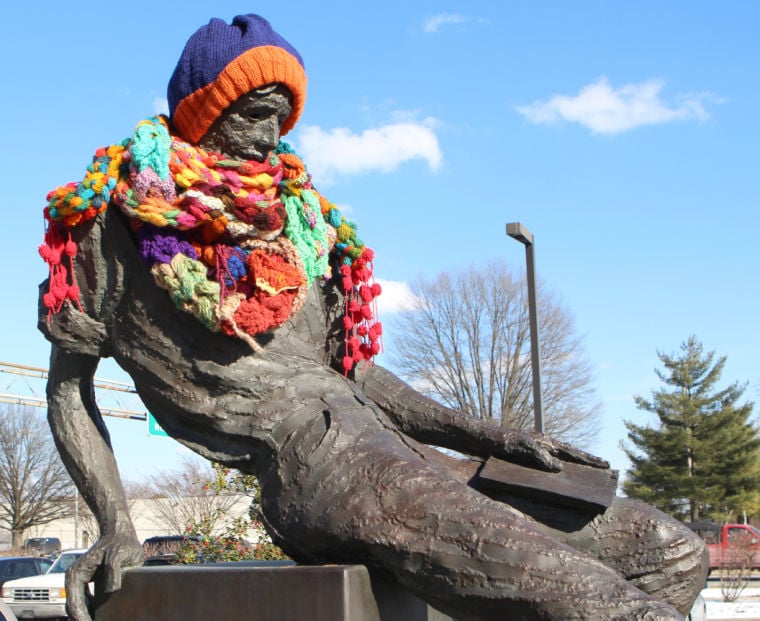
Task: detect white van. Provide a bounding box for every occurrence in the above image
[1,549,88,619]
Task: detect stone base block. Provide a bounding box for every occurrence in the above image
[95,562,453,621]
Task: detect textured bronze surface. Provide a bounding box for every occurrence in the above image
[40,86,708,621]
[479,456,619,512]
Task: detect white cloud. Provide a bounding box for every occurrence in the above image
[295,121,442,183]
[333,201,353,217]
[423,13,467,33]
[517,77,714,135]
[153,97,169,116]
[422,13,489,33]
[375,279,420,315]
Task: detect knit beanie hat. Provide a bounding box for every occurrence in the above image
[168,14,307,144]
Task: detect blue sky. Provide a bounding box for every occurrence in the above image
[1,1,758,483]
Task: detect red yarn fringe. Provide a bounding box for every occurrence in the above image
[39,224,83,319]
[339,250,383,375]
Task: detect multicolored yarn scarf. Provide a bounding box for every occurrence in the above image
[40,116,381,374]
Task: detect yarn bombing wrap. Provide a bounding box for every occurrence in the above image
[40,116,382,374]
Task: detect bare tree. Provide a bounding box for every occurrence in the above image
[0,405,73,549]
[389,260,601,447]
[719,532,753,603]
[146,456,243,534]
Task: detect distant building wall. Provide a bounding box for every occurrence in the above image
[1,495,253,550]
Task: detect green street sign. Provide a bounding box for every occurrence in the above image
[147,412,169,438]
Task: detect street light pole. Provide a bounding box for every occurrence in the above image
[506,222,544,434]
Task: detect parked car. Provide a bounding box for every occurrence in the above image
[20,540,59,558]
[142,535,201,566]
[141,534,257,565]
[686,521,760,571]
[1,549,89,619]
[0,559,52,589]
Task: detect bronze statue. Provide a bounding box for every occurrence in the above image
[38,14,707,621]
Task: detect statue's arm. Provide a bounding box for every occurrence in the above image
[317,276,606,470]
[47,347,143,621]
[39,214,141,621]
[354,364,608,471]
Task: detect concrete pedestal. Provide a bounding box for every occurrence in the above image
[95,563,454,621]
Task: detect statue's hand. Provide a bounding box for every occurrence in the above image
[65,528,143,621]
[499,431,609,472]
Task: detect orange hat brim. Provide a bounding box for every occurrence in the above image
[172,45,307,144]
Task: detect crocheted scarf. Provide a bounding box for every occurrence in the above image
[40,116,381,374]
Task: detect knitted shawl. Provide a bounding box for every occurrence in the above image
[40,116,381,374]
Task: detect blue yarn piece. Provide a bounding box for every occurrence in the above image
[328,209,342,228]
[275,140,296,155]
[130,117,172,179]
[225,251,247,286]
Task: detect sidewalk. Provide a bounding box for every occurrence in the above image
[703,585,760,620]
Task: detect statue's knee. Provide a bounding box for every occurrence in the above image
[675,525,709,576]
[651,512,707,571]
[584,498,707,576]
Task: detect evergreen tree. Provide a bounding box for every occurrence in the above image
[622,336,760,522]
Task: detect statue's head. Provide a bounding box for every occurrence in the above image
[167,14,306,160]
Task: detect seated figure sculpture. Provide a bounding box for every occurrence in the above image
[38,14,708,621]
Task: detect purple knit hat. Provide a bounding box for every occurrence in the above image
[168,15,307,143]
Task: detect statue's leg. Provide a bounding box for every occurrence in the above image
[261,409,684,621]
[558,497,708,615]
[470,475,708,616]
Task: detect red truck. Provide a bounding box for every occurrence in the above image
[686,521,760,571]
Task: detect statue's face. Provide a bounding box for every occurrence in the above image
[198,84,293,161]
